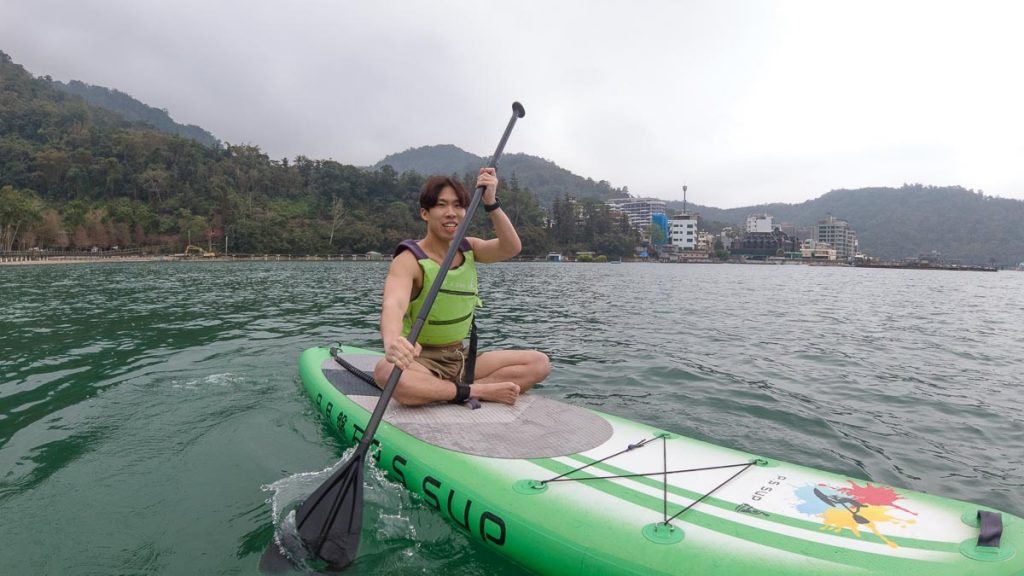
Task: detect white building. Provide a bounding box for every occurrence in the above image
[697,231,716,251]
[801,239,837,260]
[605,198,667,231]
[669,213,698,250]
[813,216,858,260]
[746,214,774,233]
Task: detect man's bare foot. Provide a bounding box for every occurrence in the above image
[470,382,520,405]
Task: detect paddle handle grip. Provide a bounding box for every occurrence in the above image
[359,102,525,449]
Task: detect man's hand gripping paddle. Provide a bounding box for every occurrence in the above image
[264,102,525,572]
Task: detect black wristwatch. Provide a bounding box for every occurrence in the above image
[483,198,502,212]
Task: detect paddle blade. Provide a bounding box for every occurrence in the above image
[295,452,366,570]
[258,540,295,574]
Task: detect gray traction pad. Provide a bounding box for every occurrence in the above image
[322,356,613,459]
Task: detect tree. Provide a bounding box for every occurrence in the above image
[328,195,347,248]
[0,186,43,251]
[713,238,730,261]
[177,209,209,247]
[85,209,111,248]
[647,224,665,246]
[551,192,578,247]
[37,210,67,248]
[480,173,548,255]
[137,166,171,205]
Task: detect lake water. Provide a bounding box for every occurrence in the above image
[1,261,1021,574]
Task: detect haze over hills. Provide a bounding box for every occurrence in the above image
[2,49,1023,265]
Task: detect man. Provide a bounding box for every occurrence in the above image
[372,168,550,406]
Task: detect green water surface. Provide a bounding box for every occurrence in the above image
[1,261,1021,574]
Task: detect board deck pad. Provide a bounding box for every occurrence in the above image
[348,393,613,459]
[322,357,613,458]
[322,356,381,396]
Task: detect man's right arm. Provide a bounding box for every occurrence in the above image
[380,251,421,369]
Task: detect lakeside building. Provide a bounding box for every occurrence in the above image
[813,216,858,261]
[696,231,715,252]
[651,213,670,245]
[606,198,667,231]
[658,243,711,261]
[746,214,774,233]
[730,229,800,259]
[800,239,837,260]
[669,212,698,250]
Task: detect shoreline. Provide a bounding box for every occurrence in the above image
[1,256,1010,270]
[1,256,167,266]
[0,254,387,266]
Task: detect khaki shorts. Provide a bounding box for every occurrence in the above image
[414,343,472,383]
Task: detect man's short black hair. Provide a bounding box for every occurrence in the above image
[420,176,469,210]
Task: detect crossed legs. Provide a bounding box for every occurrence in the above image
[373,349,550,407]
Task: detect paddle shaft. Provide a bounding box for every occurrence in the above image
[293,104,526,568]
[354,103,525,458]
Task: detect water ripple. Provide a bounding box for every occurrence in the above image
[1,260,1022,574]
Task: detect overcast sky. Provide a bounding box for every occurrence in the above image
[3,0,1022,208]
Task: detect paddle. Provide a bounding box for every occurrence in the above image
[289,102,526,571]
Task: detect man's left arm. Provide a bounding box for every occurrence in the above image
[469,167,522,263]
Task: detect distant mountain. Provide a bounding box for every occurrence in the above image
[375,144,628,207]
[5,49,1021,264]
[49,79,219,147]
[676,185,1024,265]
[376,146,1023,264]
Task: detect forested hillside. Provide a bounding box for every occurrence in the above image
[50,79,219,147]
[0,50,638,257]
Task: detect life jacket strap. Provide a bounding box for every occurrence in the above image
[462,319,478,385]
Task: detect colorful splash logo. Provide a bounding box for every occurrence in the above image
[794,481,917,548]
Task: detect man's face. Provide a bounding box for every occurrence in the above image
[422,186,465,239]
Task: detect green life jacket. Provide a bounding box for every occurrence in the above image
[397,239,481,345]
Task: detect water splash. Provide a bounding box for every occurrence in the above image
[261,461,337,568]
[172,372,242,390]
[260,450,421,570]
